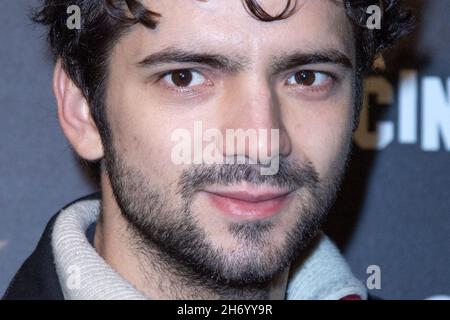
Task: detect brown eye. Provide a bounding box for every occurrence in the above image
[171,69,193,87]
[162,69,207,88]
[286,70,330,87]
[294,70,316,86]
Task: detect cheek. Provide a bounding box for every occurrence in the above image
[289,94,354,180]
[106,79,185,184]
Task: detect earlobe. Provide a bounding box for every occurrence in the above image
[53,59,104,161]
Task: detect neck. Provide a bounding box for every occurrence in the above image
[94,175,289,300]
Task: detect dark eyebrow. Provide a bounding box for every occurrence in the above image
[137,47,353,75]
[137,47,249,74]
[270,49,353,74]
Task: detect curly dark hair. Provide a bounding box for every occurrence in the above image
[33,0,414,144]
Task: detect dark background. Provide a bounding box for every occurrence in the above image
[0,0,448,299]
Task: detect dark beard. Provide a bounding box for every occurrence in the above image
[103,144,348,298]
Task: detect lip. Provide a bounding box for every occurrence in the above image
[202,187,295,220]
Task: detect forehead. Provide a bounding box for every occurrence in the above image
[123,0,354,62]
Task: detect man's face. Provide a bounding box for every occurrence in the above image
[102,0,355,285]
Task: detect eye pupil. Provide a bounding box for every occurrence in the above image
[295,70,315,86]
[172,70,193,87]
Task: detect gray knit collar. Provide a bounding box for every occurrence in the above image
[52,199,367,300]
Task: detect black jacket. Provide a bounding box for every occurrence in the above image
[2,194,100,300]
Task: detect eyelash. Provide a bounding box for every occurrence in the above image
[157,68,337,96]
[284,70,336,95]
[157,69,213,96]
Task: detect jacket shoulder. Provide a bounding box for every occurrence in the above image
[2,193,100,300]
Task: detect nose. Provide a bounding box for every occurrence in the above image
[217,76,292,165]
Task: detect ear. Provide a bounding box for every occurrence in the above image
[53,59,104,161]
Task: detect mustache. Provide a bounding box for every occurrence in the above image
[177,158,320,200]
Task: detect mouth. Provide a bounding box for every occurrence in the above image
[202,186,296,221]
